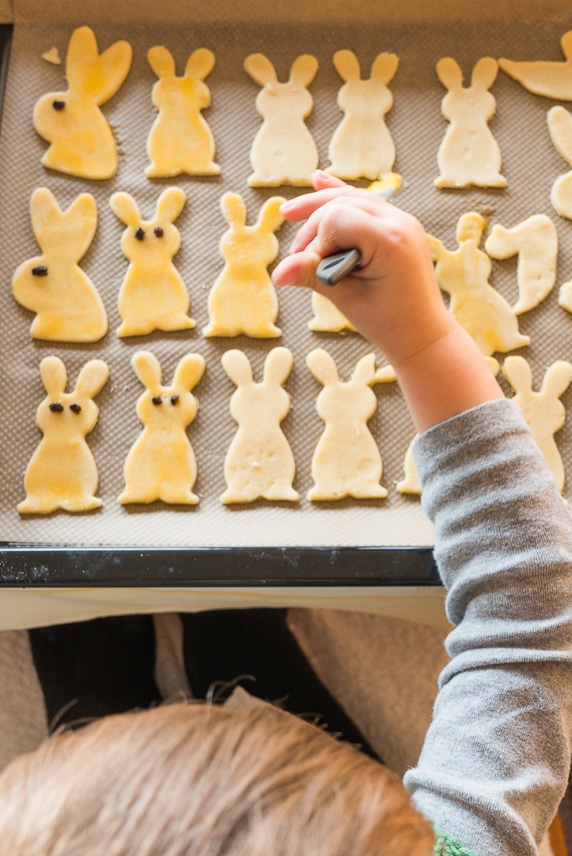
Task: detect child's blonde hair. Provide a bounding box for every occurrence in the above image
[0,702,434,855]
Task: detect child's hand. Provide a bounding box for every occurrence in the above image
[272,170,455,370]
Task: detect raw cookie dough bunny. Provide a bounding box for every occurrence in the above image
[435,57,506,189]
[119,351,205,506]
[221,347,298,504]
[428,212,529,356]
[145,46,220,178]
[502,356,572,493]
[203,192,285,338]
[33,25,132,180]
[18,356,109,514]
[12,187,107,342]
[307,349,393,501]
[547,105,572,220]
[110,187,194,337]
[244,53,319,186]
[327,49,399,180]
[499,31,572,100]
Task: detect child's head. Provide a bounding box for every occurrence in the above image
[0,702,434,855]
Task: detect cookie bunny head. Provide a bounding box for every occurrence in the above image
[33,26,132,179]
[333,50,399,112]
[131,351,205,431]
[307,349,385,423]
[36,356,109,438]
[244,53,318,121]
[219,192,285,267]
[436,56,498,117]
[222,347,293,423]
[110,187,186,263]
[148,46,215,112]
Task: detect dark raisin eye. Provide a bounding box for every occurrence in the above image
[32,265,48,276]
[134,227,145,240]
[70,403,82,414]
[52,100,65,110]
[49,402,64,413]
[154,227,164,238]
[151,396,162,406]
[171,395,179,405]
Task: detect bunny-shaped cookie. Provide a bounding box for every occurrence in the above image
[221,347,298,504]
[33,26,132,180]
[327,50,399,180]
[502,355,572,493]
[435,57,506,188]
[307,349,393,501]
[203,192,285,338]
[110,187,194,337]
[244,53,319,186]
[547,105,572,220]
[428,212,529,356]
[12,188,108,342]
[119,351,205,506]
[146,46,220,178]
[18,356,109,514]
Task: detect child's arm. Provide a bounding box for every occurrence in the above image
[273,171,503,432]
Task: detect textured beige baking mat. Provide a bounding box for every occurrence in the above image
[1,4,572,547]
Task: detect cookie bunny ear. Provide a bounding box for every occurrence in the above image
[67,26,132,105]
[74,359,110,399]
[370,52,399,85]
[220,192,247,228]
[263,347,293,386]
[132,351,163,391]
[244,53,278,88]
[333,49,361,82]
[147,45,176,79]
[110,191,142,228]
[502,355,532,392]
[172,353,206,392]
[306,348,339,386]
[185,48,216,81]
[40,355,67,396]
[561,30,572,61]
[31,188,97,259]
[289,54,319,88]
[351,353,378,386]
[256,197,285,233]
[436,57,463,91]
[541,361,572,399]
[155,186,186,224]
[471,57,498,91]
[222,350,253,387]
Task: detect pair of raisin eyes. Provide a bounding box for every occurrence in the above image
[134,227,164,240]
[152,395,179,406]
[49,402,82,414]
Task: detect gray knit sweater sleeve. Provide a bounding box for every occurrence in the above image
[403,398,572,856]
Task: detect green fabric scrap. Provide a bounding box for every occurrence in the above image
[434,829,480,856]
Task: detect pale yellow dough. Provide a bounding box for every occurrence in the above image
[18,357,109,515]
[309,292,357,333]
[33,26,132,180]
[428,212,529,356]
[145,46,220,178]
[244,53,319,186]
[435,57,506,189]
[327,50,399,181]
[221,348,298,504]
[204,192,285,338]
[12,187,108,342]
[307,349,394,501]
[503,356,572,493]
[110,187,194,338]
[41,47,61,65]
[499,32,572,100]
[547,105,572,220]
[119,351,205,506]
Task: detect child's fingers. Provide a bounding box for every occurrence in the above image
[272,250,322,289]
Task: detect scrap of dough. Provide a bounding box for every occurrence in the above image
[33,25,132,179]
[547,105,572,219]
[204,193,284,338]
[42,47,61,65]
[309,292,357,333]
[434,57,506,189]
[307,349,393,501]
[327,50,399,180]
[145,46,220,178]
[221,347,298,504]
[18,356,109,514]
[484,215,557,314]
[12,187,108,342]
[119,351,205,506]
[244,53,319,186]
[499,31,572,100]
[503,355,572,493]
[428,212,529,356]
